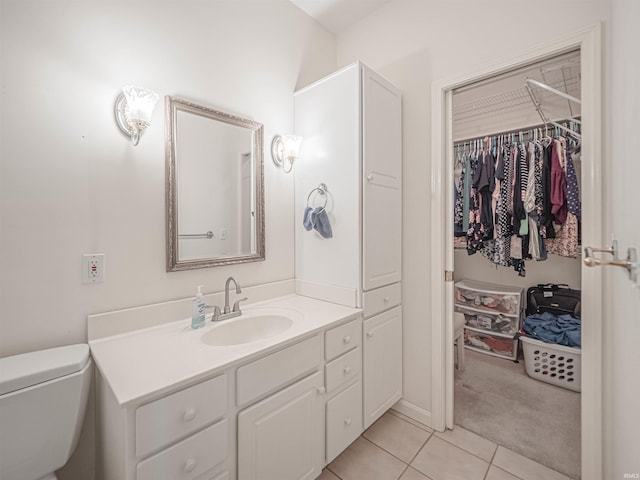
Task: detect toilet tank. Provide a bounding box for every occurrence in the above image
[0,344,92,480]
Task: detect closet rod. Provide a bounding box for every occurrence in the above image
[526,78,581,105]
[453,118,581,146]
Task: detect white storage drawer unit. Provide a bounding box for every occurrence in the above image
[136,374,227,457]
[454,279,523,316]
[455,280,524,361]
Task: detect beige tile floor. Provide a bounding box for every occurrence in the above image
[319,410,574,480]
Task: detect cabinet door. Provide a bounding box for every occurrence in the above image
[326,380,362,463]
[238,371,324,480]
[362,66,402,291]
[363,306,403,429]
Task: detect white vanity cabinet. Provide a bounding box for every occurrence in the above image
[92,301,368,480]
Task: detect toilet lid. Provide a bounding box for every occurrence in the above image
[0,344,90,395]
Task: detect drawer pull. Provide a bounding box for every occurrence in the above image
[383,296,390,303]
[344,417,352,426]
[317,386,326,395]
[343,335,351,344]
[343,366,351,375]
[366,331,374,338]
[183,407,197,422]
[183,458,198,473]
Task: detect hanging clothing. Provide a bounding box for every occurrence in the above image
[540,141,555,239]
[454,126,580,276]
[550,139,568,225]
[565,147,581,221]
[472,150,496,240]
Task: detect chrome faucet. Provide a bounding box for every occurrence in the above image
[211,276,247,322]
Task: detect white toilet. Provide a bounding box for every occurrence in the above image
[0,344,92,480]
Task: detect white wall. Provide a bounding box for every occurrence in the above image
[294,64,361,306]
[336,0,609,426]
[0,3,335,478]
[0,0,336,359]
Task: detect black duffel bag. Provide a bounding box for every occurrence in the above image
[526,284,581,318]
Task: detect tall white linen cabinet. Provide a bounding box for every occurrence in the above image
[294,62,403,437]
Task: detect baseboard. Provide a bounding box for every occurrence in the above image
[391,399,435,430]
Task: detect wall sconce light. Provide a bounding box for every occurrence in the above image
[114,85,159,146]
[271,134,303,173]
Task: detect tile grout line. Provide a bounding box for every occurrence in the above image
[325,465,342,479]
[362,427,436,467]
[432,432,497,466]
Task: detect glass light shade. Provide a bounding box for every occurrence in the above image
[122,85,159,124]
[281,135,303,160]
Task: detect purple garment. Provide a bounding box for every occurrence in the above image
[550,140,568,224]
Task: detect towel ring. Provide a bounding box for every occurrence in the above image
[306,183,328,210]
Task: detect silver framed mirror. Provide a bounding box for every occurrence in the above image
[165,96,265,271]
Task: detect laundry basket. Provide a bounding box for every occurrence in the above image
[521,335,581,392]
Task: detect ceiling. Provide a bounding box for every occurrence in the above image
[289,0,391,34]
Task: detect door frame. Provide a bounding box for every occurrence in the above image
[429,24,603,479]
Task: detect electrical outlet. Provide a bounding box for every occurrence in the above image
[82,253,105,284]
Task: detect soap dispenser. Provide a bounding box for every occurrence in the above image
[191,285,206,329]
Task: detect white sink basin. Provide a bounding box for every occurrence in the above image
[201,313,295,346]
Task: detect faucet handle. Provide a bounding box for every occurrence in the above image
[232,297,248,313]
[211,305,222,321]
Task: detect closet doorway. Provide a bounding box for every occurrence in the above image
[429,25,603,480]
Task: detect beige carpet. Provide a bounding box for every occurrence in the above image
[455,348,581,479]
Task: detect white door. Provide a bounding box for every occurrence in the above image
[362,66,402,291]
[430,26,604,478]
[237,372,324,480]
[363,306,403,428]
[607,3,640,476]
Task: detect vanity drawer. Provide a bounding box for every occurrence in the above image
[136,374,227,458]
[137,419,228,480]
[362,283,401,319]
[237,334,322,406]
[325,318,361,361]
[326,380,362,463]
[325,347,361,392]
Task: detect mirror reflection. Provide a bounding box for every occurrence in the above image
[166,96,265,271]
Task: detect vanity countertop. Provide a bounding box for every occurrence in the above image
[89,294,361,407]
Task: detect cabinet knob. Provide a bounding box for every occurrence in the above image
[344,417,352,426]
[383,296,390,303]
[183,458,198,473]
[343,335,351,344]
[317,386,326,395]
[343,366,351,375]
[366,174,374,182]
[366,331,374,338]
[183,407,197,422]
